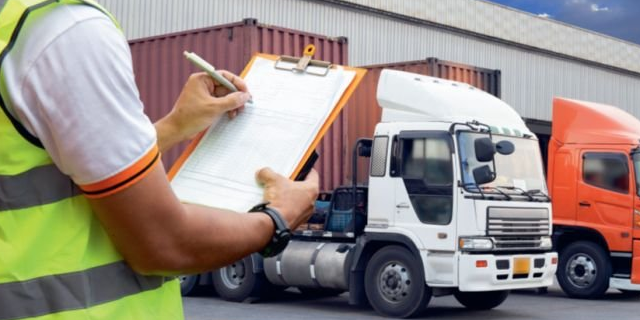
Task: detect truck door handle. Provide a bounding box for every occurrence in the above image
[579,201,591,207]
[396,203,410,209]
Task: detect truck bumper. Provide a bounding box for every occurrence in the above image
[458,252,557,292]
[610,278,640,291]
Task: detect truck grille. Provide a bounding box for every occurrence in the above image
[487,207,550,250]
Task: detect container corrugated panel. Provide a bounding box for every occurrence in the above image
[344,58,501,184]
[129,19,348,191]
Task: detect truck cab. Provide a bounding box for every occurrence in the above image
[549,98,640,298]
[210,70,557,318]
[361,70,557,302]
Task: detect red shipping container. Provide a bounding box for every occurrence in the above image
[129,19,348,191]
[343,58,501,185]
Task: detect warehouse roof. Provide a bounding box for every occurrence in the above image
[333,0,640,74]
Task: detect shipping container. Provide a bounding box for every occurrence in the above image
[344,58,501,184]
[129,19,348,191]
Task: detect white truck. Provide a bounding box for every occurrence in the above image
[185,69,558,318]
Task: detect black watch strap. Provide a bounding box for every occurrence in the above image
[249,202,291,257]
[249,202,289,232]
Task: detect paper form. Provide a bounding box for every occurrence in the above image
[171,57,356,212]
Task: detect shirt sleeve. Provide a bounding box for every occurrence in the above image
[17,8,159,198]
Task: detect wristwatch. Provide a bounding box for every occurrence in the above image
[249,202,292,258]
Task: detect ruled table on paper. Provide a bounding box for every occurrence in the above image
[171,57,356,212]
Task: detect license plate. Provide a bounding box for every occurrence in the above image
[513,257,530,275]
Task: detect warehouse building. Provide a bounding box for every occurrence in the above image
[96,0,640,188]
[98,0,640,121]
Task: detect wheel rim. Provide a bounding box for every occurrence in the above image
[378,261,412,303]
[566,253,597,288]
[221,261,247,289]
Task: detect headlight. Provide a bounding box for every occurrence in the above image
[540,236,552,249]
[459,237,494,251]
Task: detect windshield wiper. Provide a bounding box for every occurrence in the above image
[496,186,534,201]
[525,189,551,202]
[461,183,511,200]
[461,182,486,199]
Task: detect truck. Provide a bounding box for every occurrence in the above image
[183,69,558,318]
[548,98,640,298]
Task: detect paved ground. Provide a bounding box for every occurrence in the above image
[183,285,640,320]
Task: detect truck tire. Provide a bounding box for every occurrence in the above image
[364,245,431,318]
[557,241,611,299]
[178,274,199,296]
[454,290,509,310]
[212,256,266,302]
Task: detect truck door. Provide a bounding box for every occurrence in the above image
[578,151,633,252]
[631,151,640,284]
[392,131,456,251]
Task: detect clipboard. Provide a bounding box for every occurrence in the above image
[167,45,366,210]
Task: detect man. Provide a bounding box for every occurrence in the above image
[0,1,318,319]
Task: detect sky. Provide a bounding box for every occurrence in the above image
[484,0,640,45]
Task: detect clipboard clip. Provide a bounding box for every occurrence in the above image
[275,45,332,77]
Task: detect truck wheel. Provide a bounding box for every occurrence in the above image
[178,274,199,296]
[557,241,611,299]
[454,290,509,310]
[212,256,266,302]
[364,245,431,318]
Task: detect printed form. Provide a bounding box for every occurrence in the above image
[171,57,356,212]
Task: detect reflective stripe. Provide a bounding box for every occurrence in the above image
[0,261,167,320]
[0,164,79,211]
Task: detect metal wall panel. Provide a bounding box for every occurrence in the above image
[129,20,348,191]
[98,0,640,73]
[344,59,501,184]
[99,0,640,121]
[338,0,640,73]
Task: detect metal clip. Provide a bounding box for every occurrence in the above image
[274,44,332,76]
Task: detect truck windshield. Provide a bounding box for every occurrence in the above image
[633,152,640,196]
[457,132,547,195]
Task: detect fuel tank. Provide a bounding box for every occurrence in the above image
[264,241,355,290]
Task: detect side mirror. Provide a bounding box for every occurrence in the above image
[473,165,496,185]
[357,139,372,157]
[474,137,496,162]
[495,140,515,155]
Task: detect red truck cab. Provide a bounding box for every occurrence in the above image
[548,98,640,298]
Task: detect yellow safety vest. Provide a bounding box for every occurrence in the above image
[0,1,183,319]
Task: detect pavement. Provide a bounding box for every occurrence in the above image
[182,284,640,320]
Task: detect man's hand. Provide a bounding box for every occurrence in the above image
[256,168,319,229]
[155,71,251,152]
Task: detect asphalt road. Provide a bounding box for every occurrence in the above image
[183,285,640,320]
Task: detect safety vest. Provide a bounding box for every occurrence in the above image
[0,1,183,319]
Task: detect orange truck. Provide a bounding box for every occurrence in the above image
[548,98,640,298]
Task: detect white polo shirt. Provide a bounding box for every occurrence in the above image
[2,4,158,197]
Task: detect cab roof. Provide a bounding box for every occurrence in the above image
[552,98,640,145]
[377,69,531,136]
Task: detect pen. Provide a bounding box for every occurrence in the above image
[183,51,253,104]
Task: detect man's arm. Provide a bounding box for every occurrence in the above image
[89,162,318,275]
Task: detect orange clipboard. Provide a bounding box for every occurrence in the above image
[168,46,367,182]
